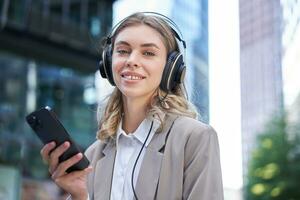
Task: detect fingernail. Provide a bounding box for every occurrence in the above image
[77,153,82,158]
[49,142,55,147]
[64,141,69,147]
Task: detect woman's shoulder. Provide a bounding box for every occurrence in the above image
[174,115,213,131]
[170,115,218,141]
[169,115,220,156]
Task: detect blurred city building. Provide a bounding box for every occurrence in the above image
[239,0,284,183]
[0,0,115,199]
[171,0,210,123]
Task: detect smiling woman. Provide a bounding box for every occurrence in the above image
[39,12,224,200]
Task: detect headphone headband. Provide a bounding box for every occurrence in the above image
[106,12,186,49]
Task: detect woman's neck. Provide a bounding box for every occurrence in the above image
[122,96,150,134]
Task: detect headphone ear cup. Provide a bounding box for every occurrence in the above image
[99,45,115,86]
[160,51,184,92]
[174,61,186,84]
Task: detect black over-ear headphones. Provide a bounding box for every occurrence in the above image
[99,12,187,93]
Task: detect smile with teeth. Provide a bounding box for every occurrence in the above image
[121,74,145,80]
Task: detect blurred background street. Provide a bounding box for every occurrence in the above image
[0,0,299,199]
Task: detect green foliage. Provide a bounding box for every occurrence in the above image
[245,114,300,200]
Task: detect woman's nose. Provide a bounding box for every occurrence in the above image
[126,52,140,68]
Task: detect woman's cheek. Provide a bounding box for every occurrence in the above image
[112,60,120,75]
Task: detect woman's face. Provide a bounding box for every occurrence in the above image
[111,24,167,101]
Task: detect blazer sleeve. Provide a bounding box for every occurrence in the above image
[183,125,224,200]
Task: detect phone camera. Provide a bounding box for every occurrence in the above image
[27,115,41,129]
[27,115,36,124]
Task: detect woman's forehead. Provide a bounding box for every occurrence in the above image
[114,24,167,48]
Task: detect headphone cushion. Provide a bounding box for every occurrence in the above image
[160,51,183,92]
[100,45,115,86]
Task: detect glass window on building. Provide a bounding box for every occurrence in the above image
[1,1,115,198]
[0,51,98,179]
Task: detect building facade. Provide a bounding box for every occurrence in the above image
[171,0,209,123]
[239,0,284,181]
[0,0,114,198]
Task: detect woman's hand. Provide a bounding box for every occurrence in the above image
[40,141,92,200]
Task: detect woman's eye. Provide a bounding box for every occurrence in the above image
[143,51,155,56]
[117,49,129,54]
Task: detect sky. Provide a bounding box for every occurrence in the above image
[282,25,300,108]
[209,0,243,190]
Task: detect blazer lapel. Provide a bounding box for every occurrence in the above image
[93,141,116,200]
[135,115,177,200]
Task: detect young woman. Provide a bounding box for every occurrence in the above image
[40,12,224,200]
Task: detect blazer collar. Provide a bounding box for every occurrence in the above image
[93,141,116,200]
[93,114,178,200]
[135,114,178,199]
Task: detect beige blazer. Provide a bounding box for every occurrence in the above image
[84,115,224,200]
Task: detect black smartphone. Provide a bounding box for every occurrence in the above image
[25,106,90,173]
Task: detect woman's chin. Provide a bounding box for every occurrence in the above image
[120,88,155,101]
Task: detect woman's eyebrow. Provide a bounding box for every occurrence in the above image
[141,43,160,49]
[115,41,160,49]
[115,41,130,46]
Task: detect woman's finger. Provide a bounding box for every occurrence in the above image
[51,153,83,179]
[40,142,56,164]
[55,166,93,183]
[48,141,70,174]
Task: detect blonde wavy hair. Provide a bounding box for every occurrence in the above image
[97,12,198,141]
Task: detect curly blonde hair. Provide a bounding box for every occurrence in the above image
[97,12,198,140]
